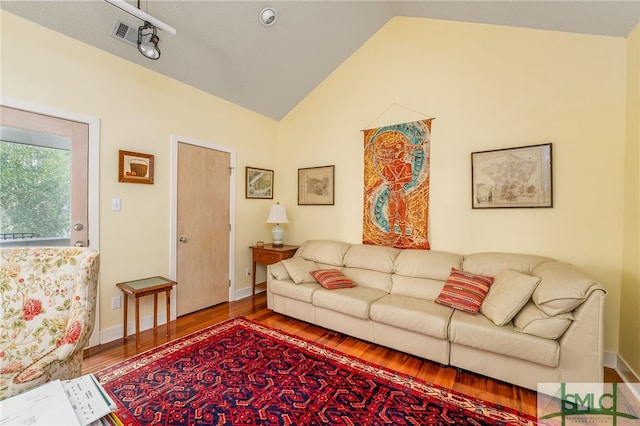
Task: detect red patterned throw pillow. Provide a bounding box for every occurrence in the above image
[435,268,494,314]
[311,269,355,290]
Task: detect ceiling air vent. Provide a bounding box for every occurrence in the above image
[111,19,138,47]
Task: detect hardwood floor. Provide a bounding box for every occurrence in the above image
[83,292,622,418]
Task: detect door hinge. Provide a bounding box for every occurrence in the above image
[229,223,231,232]
[229,279,231,288]
[229,166,234,175]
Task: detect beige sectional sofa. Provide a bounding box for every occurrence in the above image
[266,240,607,391]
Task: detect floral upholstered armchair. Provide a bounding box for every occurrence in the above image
[0,247,100,400]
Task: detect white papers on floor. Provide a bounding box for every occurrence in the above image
[0,380,79,426]
[63,374,117,425]
[0,374,116,426]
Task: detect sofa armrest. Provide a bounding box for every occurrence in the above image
[13,253,99,386]
[56,252,100,359]
[13,344,78,384]
[557,288,607,383]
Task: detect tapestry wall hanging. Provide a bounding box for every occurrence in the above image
[363,118,432,250]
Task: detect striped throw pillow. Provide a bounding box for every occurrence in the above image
[435,268,494,314]
[310,269,355,289]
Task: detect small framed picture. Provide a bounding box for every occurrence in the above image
[246,167,274,199]
[119,150,154,184]
[298,165,335,205]
[471,143,552,208]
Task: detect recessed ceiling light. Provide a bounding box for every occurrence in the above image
[259,7,277,27]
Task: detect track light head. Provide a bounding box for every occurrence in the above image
[138,22,160,60]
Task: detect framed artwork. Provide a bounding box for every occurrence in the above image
[471,143,552,209]
[246,167,274,199]
[119,150,154,184]
[298,165,334,205]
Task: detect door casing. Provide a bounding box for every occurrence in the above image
[169,134,236,320]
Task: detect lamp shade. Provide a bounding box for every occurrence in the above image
[266,204,289,224]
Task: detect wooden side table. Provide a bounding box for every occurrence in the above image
[116,276,177,347]
[250,244,298,296]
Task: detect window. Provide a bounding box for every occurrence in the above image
[0,126,71,243]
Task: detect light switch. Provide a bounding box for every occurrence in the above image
[112,198,121,211]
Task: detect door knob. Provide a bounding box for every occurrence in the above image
[73,223,84,231]
[179,236,188,243]
[74,241,84,247]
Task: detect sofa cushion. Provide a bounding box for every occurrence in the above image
[531,261,604,316]
[394,249,462,281]
[435,268,493,314]
[463,252,553,277]
[268,262,290,281]
[514,301,575,339]
[343,244,400,273]
[295,240,351,267]
[312,287,387,319]
[370,295,453,339]
[480,269,541,326]
[448,310,560,367]
[311,269,355,289]
[390,250,461,300]
[390,276,445,301]
[268,279,319,303]
[282,258,318,284]
[342,268,393,292]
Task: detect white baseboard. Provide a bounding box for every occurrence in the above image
[234,286,262,301]
[99,312,169,345]
[604,351,640,384]
[615,353,640,384]
[604,351,618,369]
[96,289,262,346]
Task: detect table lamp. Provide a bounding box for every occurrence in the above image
[266,202,289,247]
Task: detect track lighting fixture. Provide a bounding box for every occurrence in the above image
[138,22,160,60]
[105,0,175,60]
[104,0,176,35]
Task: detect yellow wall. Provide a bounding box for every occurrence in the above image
[620,23,640,377]
[278,17,627,354]
[0,11,279,333]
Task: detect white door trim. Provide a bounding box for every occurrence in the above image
[169,134,237,313]
[1,96,101,346]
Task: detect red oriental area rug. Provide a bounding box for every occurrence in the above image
[96,317,537,425]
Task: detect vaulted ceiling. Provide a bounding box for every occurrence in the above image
[2,1,638,120]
